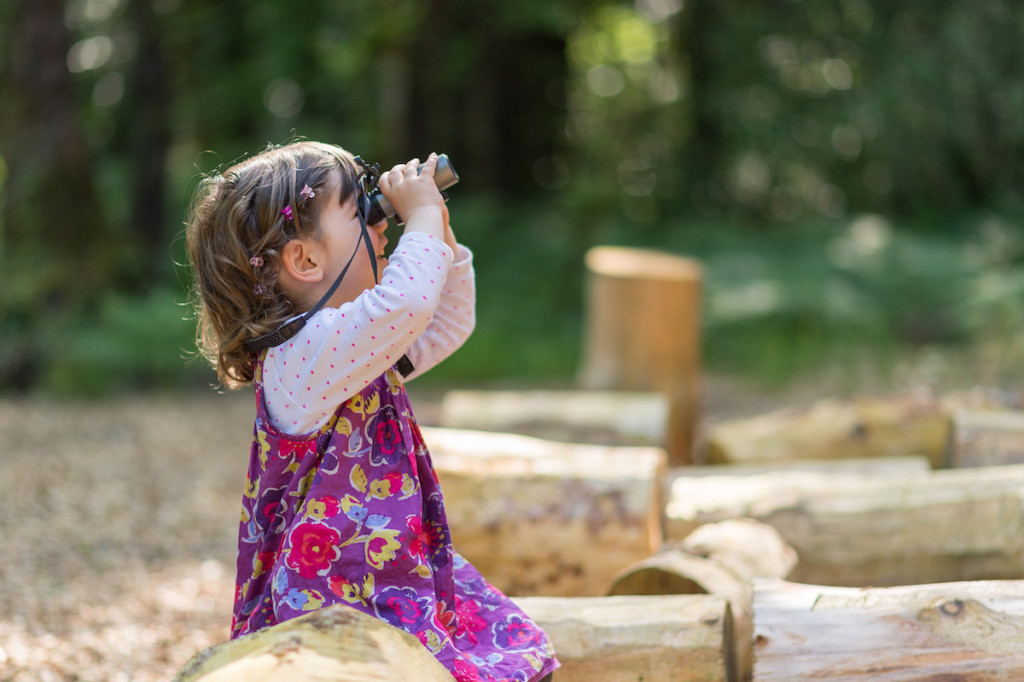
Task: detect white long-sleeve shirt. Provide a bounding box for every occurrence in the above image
[262,231,475,435]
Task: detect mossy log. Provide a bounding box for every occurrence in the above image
[424,426,666,596]
[607,519,797,682]
[516,594,737,682]
[753,579,1024,680]
[172,604,451,682]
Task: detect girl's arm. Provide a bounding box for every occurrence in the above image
[403,241,475,381]
[262,231,452,435]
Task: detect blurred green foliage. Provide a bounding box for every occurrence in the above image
[3,0,1024,394]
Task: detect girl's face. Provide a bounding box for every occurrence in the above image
[315,181,390,308]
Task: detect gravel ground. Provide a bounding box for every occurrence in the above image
[0,393,252,682]
[0,377,844,681]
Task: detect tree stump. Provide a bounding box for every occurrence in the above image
[515,594,737,682]
[172,604,452,682]
[607,519,797,681]
[578,245,702,466]
[753,578,1024,680]
[424,426,666,596]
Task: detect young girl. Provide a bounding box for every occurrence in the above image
[186,141,558,681]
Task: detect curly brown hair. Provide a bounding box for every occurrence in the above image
[185,141,360,388]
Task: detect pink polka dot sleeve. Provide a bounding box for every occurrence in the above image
[261,232,474,435]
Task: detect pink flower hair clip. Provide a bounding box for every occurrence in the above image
[249,255,264,268]
[280,205,294,220]
[299,184,315,201]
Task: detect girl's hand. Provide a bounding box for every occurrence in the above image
[378,153,447,242]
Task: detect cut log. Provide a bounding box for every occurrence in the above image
[172,604,451,682]
[664,457,932,541]
[666,463,1024,586]
[706,392,951,468]
[607,519,796,682]
[423,426,666,596]
[753,578,1024,680]
[949,409,1024,468]
[578,246,702,466]
[515,594,737,682]
[438,389,668,446]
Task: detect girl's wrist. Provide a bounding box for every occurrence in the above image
[402,205,446,240]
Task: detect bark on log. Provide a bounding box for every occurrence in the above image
[753,578,1024,680]
[666,463,1024,586]
[438,389,668,446]
[949,409,1024,468]
[706,392,951,468]
[578,246,702,466]
[515,594,737,682]
[173,604,452,682]
[607,519,796,682]
[423,426,666,596]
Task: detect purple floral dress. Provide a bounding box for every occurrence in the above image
[232,360,559,682]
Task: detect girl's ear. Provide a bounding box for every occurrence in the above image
[279,238,324,284]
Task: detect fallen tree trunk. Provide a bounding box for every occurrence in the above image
[666,463,1024,586]
[423,426,666,596]
[173,604,452,682]
[578,246,702,466]
[607,519,796,682]
[753,578,1024,680]
[516,594,737,682]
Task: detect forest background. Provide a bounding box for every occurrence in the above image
[4,0,1024,397]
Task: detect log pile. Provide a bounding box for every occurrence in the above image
[172,383,1024,680]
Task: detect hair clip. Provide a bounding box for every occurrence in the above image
[281,205,294,220]
[299,185,315,200]
[249,255,264,268]
[254,284,267,296]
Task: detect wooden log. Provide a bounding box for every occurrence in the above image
[578,245,702,466]
[663,457,932,540]
[172,604,452,682]
[515,594,737,682]
[706,392,951,468]
[423,426,666,596]
[607,519,796,682]
[666,463,1024,586]
[753,578,1024,680]
[949,409,1024,468]
[438,389,668,445]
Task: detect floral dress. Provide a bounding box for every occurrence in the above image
[232,360,559,682]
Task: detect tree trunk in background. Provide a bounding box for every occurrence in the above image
[128,0,171,276]
[682,0,724,210]
[0,0,109,388]
[405,0,569,194]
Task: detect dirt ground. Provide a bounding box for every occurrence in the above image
[0,376,866,681]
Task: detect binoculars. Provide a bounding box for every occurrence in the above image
[359,154,460,225]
